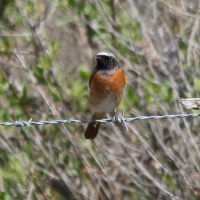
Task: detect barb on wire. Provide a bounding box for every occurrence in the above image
[0,112,199,128]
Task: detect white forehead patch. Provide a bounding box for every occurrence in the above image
[96,51,115,58]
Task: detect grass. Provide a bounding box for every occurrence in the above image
[0,0,200,199]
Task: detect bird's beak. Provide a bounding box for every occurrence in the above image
[95,55,103,60]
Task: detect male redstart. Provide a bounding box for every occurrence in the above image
[84,51,126,140]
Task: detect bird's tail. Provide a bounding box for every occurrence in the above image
[84,112,106,140]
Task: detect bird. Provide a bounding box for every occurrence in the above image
[84,51,126,140]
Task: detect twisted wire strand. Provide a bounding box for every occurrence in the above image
[1,113,199,128]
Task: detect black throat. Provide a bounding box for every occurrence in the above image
[95,60,120,76]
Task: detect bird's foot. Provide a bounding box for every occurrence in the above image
[91,113,97,126]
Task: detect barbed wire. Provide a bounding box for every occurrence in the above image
[2,112,200,129]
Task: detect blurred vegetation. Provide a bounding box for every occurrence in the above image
[0,0,200,199]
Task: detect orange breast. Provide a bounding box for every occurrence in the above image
[89,69,126,108]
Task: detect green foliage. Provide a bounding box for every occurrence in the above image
[3,1,22,27]
[195,78,200,91]
[18,85,36,108]
[0,37,15,53]
[50,41,61,56]
[9,156,27,185]
[32,65,47,84]
[165,174,178,195]
[68,78,87,110]
[48,87,61,101]
[40,56,52,69]
[78,64,90,81]
[0,193,13,200]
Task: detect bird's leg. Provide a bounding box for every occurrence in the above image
[91,113,97,126]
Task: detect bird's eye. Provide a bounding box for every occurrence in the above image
[101,55,111,61]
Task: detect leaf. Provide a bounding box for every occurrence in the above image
[78,64,90,80]
[40,56,52,69]
[32,65,47,84]
[49,88,61,102]
[51,41,61,56]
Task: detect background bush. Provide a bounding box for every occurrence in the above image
[0,0,200,199]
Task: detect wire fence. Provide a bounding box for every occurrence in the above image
[3,112,200,129]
